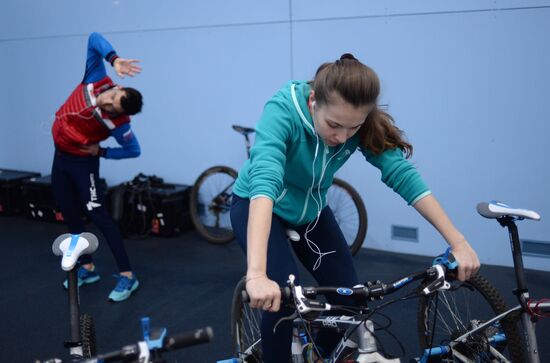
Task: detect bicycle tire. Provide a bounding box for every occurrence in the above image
[190,165,237,244]
[80,313,97,358]
[327,178,368,256]
[417,272,524,362]
[230,277,263,362]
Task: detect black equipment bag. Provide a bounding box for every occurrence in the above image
[21,175,64,222]
[0,169,41,215]
[111,173,192,238]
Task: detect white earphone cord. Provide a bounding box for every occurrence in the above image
[42,106,97,136]
[54,105,97,121]
[303,135,347,270]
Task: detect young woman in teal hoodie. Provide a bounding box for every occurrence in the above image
[230,53,480,361]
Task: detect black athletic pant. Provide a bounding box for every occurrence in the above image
[52,149,131,272]
[230,195,358,362]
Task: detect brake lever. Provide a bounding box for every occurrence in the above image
[288,274,332,314]
[421,264,451,295]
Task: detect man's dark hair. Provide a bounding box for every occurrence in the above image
[120,87,143,115]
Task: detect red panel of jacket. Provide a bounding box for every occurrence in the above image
[52,76,130,156]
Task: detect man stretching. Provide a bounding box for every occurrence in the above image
[52,32,142,302]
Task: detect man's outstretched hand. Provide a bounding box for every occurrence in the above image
[114,58,142,78]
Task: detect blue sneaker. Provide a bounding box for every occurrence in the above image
[63,266,100,289]
[108,274,139,302]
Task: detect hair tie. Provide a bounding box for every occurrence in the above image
[340,53,357,61]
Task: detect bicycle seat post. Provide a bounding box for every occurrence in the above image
[500,217,543,363]
[244,133,251,159]
[499,217,530,300]
[66,268,82,355]
[52,232,99,357]
[231,124,255,159]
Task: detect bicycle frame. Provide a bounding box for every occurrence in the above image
[291,316,399,363]
[288,300,515,362]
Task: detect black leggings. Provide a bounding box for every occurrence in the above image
[230,195,358,362]
[51,150,131,272]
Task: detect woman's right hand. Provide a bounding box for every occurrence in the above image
[245,274,281,312]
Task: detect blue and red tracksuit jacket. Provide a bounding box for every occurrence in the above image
[52,32,140,159]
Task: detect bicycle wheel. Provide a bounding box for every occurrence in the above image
[80,313,97,358]
[231,277,263,362]
[326,178,368,256]
[190,166,237,244]
[417,272,524,362]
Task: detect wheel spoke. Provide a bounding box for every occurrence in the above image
[231,278,264,362]
[418,274,524,362]
[190,167,237,243]
[326,179,366,254]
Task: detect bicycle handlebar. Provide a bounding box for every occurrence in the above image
[163,326,214,351]
[241,251,458,313]
[42,326,213,363]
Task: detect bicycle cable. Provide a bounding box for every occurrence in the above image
[363,316,406,360]
[365,291,419,357]
[342,289,419,342]
[295,305,325,361]
[371,310,392,331]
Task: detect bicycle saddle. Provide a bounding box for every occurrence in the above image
[477,201,541,221]
[52,233,99,271]
[232,125,255,135]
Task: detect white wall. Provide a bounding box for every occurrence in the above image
[1,0,549,270]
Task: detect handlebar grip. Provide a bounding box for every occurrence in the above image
[163,326,214,351]
[433,248,459,271]
[241,287,291,303]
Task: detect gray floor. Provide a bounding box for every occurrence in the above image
[1,215,548,362]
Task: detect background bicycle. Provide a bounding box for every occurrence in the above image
[190,125,368,256]
[228,201,550,362]
[52,232,100,359]
[40,317,213,363]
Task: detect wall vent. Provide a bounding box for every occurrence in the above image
[522,240,550,258]
[391,225,418,242]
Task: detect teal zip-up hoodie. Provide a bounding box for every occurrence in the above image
[233,81,431,226]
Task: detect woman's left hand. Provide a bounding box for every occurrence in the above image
[451,239,480,281]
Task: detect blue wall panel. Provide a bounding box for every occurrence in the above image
[1,1,548,270]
